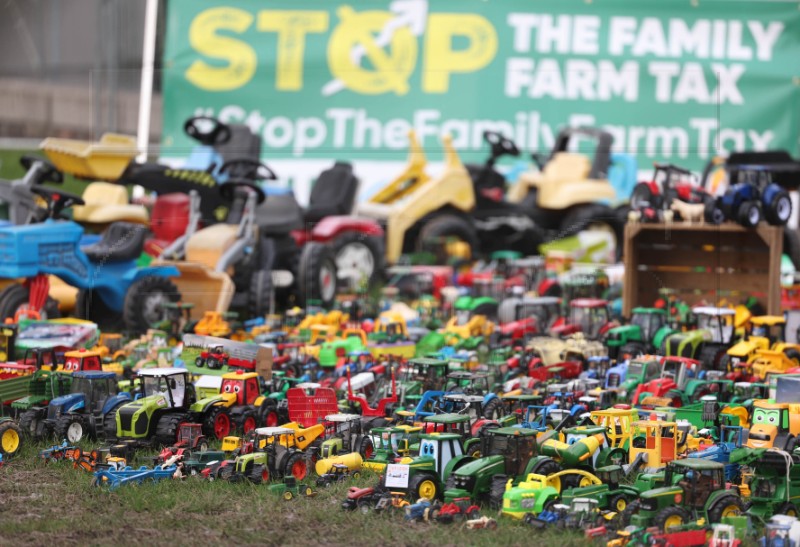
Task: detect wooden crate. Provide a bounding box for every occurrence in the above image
[623,223,783,317]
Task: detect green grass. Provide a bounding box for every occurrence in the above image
[0,148,89,196]
[1,440,589,547]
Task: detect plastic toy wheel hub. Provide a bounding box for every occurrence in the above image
[243,416,256,433]
[1,428,19,454]
[141,293,169,326]
[319,264,336,304]
[213,413,231,438]
[418,479,437,499]
[291,459,308,480]
[67,422,83,443]
[335,242,374,285]
[664,514,684,529]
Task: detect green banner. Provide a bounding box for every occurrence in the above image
[162,0,800,193]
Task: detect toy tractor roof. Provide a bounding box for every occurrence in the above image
[423,412,470,424]
[447,371,476,379]
[325,413,362,423]
[751,315,786,326]
[72,370,116,380]
[420,432,463,441]
[64,349,102,358]
[255,427,295,436]
[409,357,448,367]
[520,296,561,306]
[670,458,724,471]
[631,307,667,315]
[221,371,259,381]
[490,427,538,437]
[691,306,736,316]
[653,163,692,177]
[137,367,188,377]
[443,394,484,404]
[570,298,608,308]
[550,126,614,179]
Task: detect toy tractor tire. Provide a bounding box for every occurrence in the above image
[55,414,86,444]
[0,283,61,322]
[235,410,258,434]
[409,472,441,502]
[247,464,270,484]
[75,289,122,330]
[194,357,205,368]
[608,494,629,514]
[529,457,561,477]
[102,403,125,442]
[248,269,273,319]
[482,397,504,420]
[123,276,180,334]
[707,494,744,524]
[779,503,799,518]
[358,436,374,460]
[0,419,22,457]
[766,190,792,225]
[203,407,232,440]
[698,345,726,371]
[285,452,310,481]
[619,500,639,527]
[653,505,691,532]
[737,201,762,228]
[630,184,660,212]
[416,214,478,261]
[703,197,725,225]
[487,474,508,509]
[258,404,280,428]
[154,412,189,447]
[330,232,385,289]
[18,409,45,440]
[784,348,800,366]
[296,242,337,309]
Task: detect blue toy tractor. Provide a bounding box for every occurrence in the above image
[0,186,180,332]
[717,165,792,227]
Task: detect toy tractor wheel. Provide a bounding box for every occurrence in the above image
[194,357,205,368]
[296,242,337,308]
[237,411,257,435]
[283,490,294,501]
[707,495,744,523]
[248,269,273,319]
[75,289,121,330]
[609,494,628,514]
[482,397,504,420]
[630,184,660,211]
[203,407,232,440]
[123,276,180,334]
[654,505,691,531]
[18,409,45,440]
[285,453,309,481]
[779,503,799,518]
[703,198,726,225]
[0,283,61,322]
[154,412,189,447]
[259,406,279,428]
[529,458,561,478]
[0,419,22,457]
[331,233,385,290]
[102,402,125,442]
[247,464,270,484]
[766,190,793,225]
[55,414,86,444]
[417,214,478,261]
[358,436,374,460]
[409,473,440,502]
[487,474,508,509]
[619,500,639,527]
[737,201,762,228]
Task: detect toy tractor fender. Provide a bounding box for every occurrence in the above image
[462,438,482,458]
[652,326,676,351]
[606,325,639,348]
[101,392,133,416]
[523,455,562,478]
[309,216,384,243]
[442,454,476,482]
[703,489,744,522]
[189,394,234,414]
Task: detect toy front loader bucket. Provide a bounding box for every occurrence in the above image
[156,261,234,320]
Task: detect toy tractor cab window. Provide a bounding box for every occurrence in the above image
[632,312,665,343]
[570,300,610,339]
[141,371,186,408]
[694,307,735,345]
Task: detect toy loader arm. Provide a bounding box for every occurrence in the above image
[369,131,428,205]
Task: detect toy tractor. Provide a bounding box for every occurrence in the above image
[105,368,204,446]
[392,432,474,501]
[195,345,229,370]
[630,163,718,223]
[45,370,132,443]
[388,358,452,411]
[319,413,374,460]
[0,186,180,330]
[632,357,729,408]
[13,348,105,439]
[231,426,320,483]
[626,459,744,532]
[190,370,272,439]
[604,357,662,402]
[744,448,800,521]
[606,308,676,360]
[717,164,793,227]
[550,298,614,341]
[664,307,737,369]
[746,399,800,450]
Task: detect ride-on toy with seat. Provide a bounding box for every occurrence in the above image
[0,186,180,331]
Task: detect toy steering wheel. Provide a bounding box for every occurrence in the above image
[31,186,85,219]
[483,131,520,158]
[183,116,232,146]
[219,180,266,205]
[219,159,277,182]
[20,155,63,184]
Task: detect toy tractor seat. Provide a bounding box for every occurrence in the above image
[71,182,149,226]
[255,194,305,236]
[145,193,191,256]
[185,224,240,270]
[81,222,148,263]
[304,162,358,223]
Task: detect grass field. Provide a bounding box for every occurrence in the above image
[0,148,90,196]
[0,439,589,547]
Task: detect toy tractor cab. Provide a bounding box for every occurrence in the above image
[319,413,373,459]
[630,163,716,223]
[106,368,197,446]
[45,370,131,443]
[237,426,314,483]
[665,307,736,370]
[606,308,674,360]
[552,298,612,340]
[719,164,793,227]
[628,419,679,475]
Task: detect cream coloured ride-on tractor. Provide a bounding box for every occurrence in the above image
[508,127,629,260]
[158,162,338,318]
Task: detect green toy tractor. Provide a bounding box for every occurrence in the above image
[606,308,675,359]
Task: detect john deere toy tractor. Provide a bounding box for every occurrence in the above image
[189,370,272,439]
[392,432,474,501]
[625,459,744,532]
[105,367,200,446]
[606,308,675,359]
[45,370,132,443]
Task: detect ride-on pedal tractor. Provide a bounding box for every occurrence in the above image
[0,186,180,330]
[158,162,337,316]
